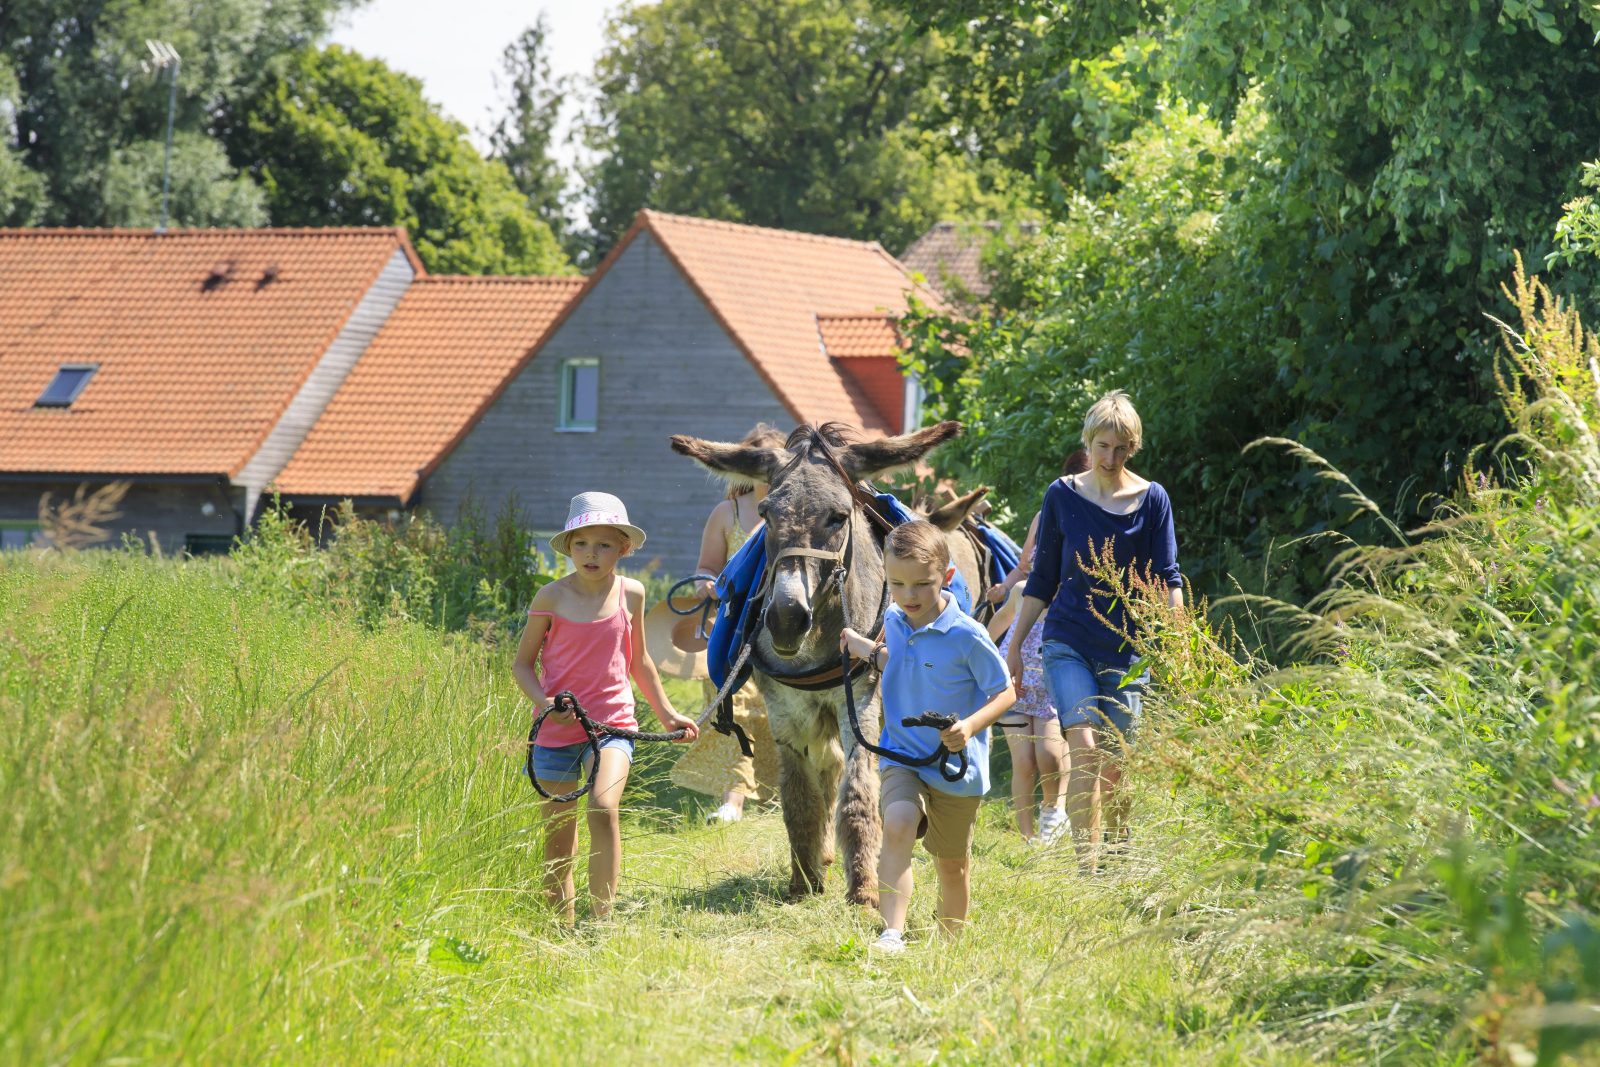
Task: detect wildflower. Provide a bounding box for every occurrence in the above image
[1477,472,1489,490]
[1535,496,1547,512]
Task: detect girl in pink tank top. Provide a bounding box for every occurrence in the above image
[511,492,698,923]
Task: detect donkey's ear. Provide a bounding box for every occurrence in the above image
[925,486,990,533]
[839,421,961,481]
[669,434,784,492]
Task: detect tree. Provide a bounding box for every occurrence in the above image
[0,0,343,227]
[891,0,1600,592]
[223,46,570,276]
[580,0,1023,258]
[486,16,573,253]
[0,57,46,225]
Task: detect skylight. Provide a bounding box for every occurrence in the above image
[35,365,97,408]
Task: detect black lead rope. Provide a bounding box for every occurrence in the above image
[665,572,755,758]
[833,568,969,784]
[526,690,687,803]
[665,573,718,638]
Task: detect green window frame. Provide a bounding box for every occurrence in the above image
[557,358,600,432]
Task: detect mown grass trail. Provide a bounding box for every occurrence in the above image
[1,552,1311,1065]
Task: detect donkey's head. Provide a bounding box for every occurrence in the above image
[671,421,960,657]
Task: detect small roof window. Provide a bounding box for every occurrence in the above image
[35,365,98,408]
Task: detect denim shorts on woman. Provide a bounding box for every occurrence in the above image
[526,735,634,784]
[1040,639,1148,746]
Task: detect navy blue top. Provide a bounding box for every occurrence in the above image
[1022,476,1181,667]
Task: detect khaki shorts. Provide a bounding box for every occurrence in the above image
[879,765,982,859]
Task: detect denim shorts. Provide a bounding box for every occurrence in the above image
[527,736,634,783]
[1040,640,1148,746]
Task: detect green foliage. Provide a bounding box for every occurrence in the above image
[99,130,267,227]
[1110,259,1600,1059]
[891,0,1600,597]
[1548,161,1600,275]
[0,0,343,226]
[486,16,577,259]
[223,46,570,276]
[907,100,1323,589]
[234,495,559,640]
[580,0,1025,259]
[0,58,46,224]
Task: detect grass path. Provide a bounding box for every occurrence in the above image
[1,553,1314,1065]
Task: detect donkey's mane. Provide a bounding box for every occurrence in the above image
[778,422,862,480]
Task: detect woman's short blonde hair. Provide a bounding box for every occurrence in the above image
[1081,390,1142,454]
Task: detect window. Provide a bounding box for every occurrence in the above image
[35,364,98,408]
[184,534,235,556]
[902,373,925,432]
[0,522,43,551]
[558,359,599,431]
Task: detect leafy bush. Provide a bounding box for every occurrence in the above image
[1109,257,1600,1061]
[234,495,558,640]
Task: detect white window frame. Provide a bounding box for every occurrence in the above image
[557,358,600,432]
[902,373,925,432]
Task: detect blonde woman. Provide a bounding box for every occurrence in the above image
[1006,392,1182,867]
[669,424,785,822]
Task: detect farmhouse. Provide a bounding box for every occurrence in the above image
[0,227,421,552]
[0,211,936,570]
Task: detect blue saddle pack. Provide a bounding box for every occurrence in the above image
[708,490,1000,690]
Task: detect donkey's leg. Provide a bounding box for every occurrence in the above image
[776,736,832,897]
[835,686,884,907]
[764,684,839,898]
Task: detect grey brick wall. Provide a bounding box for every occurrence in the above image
[422,231,792,575]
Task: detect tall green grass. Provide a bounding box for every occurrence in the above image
[0,548,1315,1065]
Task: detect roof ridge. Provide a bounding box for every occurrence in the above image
[0,226,413,238]
[409,274,585,286]
[640,209,886,251]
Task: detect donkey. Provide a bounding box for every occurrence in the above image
[670,422,993,904]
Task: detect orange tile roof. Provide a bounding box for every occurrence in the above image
[817,314,906,433]
[0,228,421,476]
[633,211,942,433]
[272,275,584,501]
[816,313,903,359]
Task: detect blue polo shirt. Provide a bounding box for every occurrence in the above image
[877,593,1011,797]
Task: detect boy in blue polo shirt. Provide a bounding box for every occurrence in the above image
[842,520,1016,953]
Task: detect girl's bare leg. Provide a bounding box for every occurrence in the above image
[1004,729,1038,839]
[1034,718,1067,820]
[585,746,633,918]
[538,787,582,922]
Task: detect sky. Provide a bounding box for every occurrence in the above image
[328,0,614,160]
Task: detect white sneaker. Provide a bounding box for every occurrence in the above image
[706,802,743,825]
[1038,808,1068,845]
[870,928,907,954]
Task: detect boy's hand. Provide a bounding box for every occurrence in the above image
[939,717,974,752]
[839,627,874,661]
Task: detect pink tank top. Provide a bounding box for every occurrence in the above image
[529,579,637,747]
